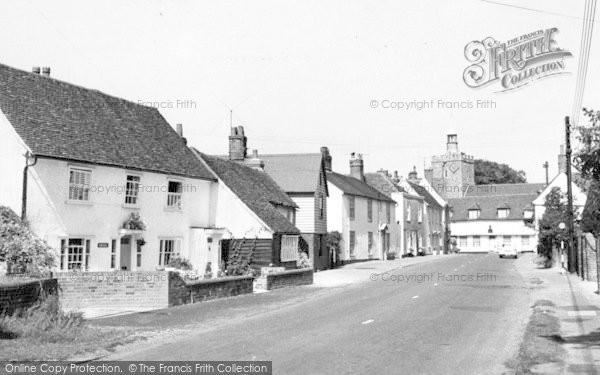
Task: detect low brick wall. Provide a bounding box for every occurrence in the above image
[255,268,313,290]
[169,274,254,306]
[0,279,58,315]
[56,271,169,310]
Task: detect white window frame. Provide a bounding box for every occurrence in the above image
[348,196,355,220]
[349,231,356,256]
[406,203,411,222]
[473,236,481,247]
[280,235,299,262]
[60,238,91,270]
[418,205,423,223]
[367,199,373,222]
[68,167,92,202]
[125,174,141,206]
[497,208,510,219]
[503,236,512,246]
[367,231,373,254]
[521,235,530,246]
[386,202,391,223]
[166,180,183,210]
[468,209,480,220]
[459,236,467,247]
[159,238,181,266]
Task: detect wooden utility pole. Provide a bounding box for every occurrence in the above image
[565,116,576,273]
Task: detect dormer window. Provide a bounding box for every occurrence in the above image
[497,208,510,219]
[468,209,480,220]
[523,208,534,220]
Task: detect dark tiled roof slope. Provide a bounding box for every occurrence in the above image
[260,153,324,193]
[197,152,300,234]
[407,180,442,208]
[463,183,545,197]
[0,63,213,179]
[448,193,538,221]
[328,171,396,202]
[364,173,404,198]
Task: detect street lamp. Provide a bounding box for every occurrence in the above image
[559,222,566,270]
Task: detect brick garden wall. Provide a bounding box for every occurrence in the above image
[168,273,254,306]
[0,279,58,315]
[255,268,313,290]
[579,234,598,282]
[56,271,170,310]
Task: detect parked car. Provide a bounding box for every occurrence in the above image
[499,245,518,259]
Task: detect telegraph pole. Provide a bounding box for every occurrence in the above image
[565,116,576,273]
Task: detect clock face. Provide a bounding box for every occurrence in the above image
[448,162,460,174]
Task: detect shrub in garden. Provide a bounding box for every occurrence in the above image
[0,206,55,276]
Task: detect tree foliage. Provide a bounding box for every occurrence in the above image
[537,188,573,260]
[474,159,527,185]
[574,108,600,236]
[0,206,55,276]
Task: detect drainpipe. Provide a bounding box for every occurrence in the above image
[21,151,38,220]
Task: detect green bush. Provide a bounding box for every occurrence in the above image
[167,256,193,270]
[0,206,55,276]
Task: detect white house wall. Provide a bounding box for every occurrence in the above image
[26,157,214,272]
[213,181,274,239]
[450,220,537,253]
[0,108,29,214]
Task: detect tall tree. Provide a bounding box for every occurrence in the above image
[474,159,527,185]
[537,187,573,261]
[575,108,600,235]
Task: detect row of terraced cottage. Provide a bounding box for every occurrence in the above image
[0,64,584,311]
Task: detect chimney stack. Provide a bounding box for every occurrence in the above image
[246,149,265,171]
[558,144,567,174]
[41,67,51,77]
[229,126,247,161]
[32,67,41,74]
[408,166,418,181]
[176,123,183,137]
[321,146,332,171]
[349,153,364,181]
[392,171,400,183]
[447,133,458,153]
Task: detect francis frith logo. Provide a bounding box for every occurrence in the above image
[463,28,572,92]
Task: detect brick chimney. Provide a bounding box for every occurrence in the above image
[175,123,187,145]
[408,166,418,181]
[349,153,364,181]
[229,126,247,161]
[41,67,51,77]
[558,144,567,174]
[321,146,332,171]
[32,67,41,74]
[392,171,400,184]
[246,149,264,171]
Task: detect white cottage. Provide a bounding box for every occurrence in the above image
[0,63,220,272]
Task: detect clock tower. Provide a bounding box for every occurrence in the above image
[424,133,475,199]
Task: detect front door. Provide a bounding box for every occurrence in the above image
[120,236,131,270]
[488,236,496,252]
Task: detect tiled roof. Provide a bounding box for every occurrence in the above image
[196,151,300,234]
[259,153,324,194]
[0,63,213,180]
[463,183,545,197]
[328,171,396,202]
[448,193,538,221]
[406,180,442,208]
[364,173,404,197]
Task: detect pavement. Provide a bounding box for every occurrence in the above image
[515,253,600,374]
[100,253,532,374]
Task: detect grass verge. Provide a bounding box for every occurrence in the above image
[0,295,140,360]
[507,300,567,374]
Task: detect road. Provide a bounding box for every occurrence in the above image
[110,254,531,374]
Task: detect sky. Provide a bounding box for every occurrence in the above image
[0,0,598,183]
